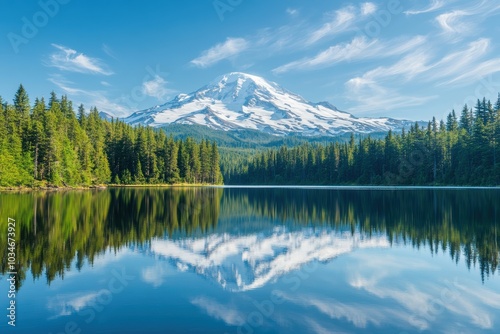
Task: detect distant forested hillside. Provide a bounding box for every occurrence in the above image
[226,96,500,186]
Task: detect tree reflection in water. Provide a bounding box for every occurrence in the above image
[0,187,498,290]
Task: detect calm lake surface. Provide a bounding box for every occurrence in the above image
[1,187,499,333]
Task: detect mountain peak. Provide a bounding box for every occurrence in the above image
[209,72,279,95]
[212,72,268,84]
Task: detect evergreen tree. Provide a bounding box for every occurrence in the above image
[13,84,31,151]
[210,142,223,184]
[30,98,46,181]
[446,110,458,132]
[163,136,180,183]
[200,139,211,183]
[459,104,472,134]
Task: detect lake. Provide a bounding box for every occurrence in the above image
[1,187,499,333]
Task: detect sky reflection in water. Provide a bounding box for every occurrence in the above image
[0,187,499,333]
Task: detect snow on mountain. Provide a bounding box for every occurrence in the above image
[98,111,114,121]
[124,72,413,136]
[147,227,389,291]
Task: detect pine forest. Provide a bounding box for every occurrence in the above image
[0,85,223,187]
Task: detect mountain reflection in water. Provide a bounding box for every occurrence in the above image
[0,187,498,291]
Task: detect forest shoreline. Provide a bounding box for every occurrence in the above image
[0,183,217,192]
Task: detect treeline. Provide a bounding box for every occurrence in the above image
[0,85,223,187]
[227,96,500,185]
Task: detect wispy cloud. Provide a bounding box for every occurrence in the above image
[141,263,175,287]
[278,292,409,329]
[344,39,492,114]
[442,58,500,85]
[347,38,491,89]
[361,2,377,16]
[345,54,437,115]
[47,291,107,318]
[286,8,299,17]
[191,296,245,326]
[48,44,113,75]
[142,75,176,100]
[274,37,376,73]
[345,83,437,115]
[49,75,132,117]
[347,253,500,330]
[308,6,356,45]
[302,317,338,334]
[428,38,490,82]
[189,3,382,69]
[102,43,119,60]
[435,1,500,38]
[436,10,469,35]
[191,38,249,68]
[273,35,426,74]
[404,0,447,15]
[349,51,431,86]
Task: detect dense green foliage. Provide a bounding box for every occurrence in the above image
[227,96,500,185]
[161,123,364,148]
[0,86,223,187]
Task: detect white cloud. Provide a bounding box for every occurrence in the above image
[302,317,338,334]
[286,8,299,17]
[278,292,411,330]
[346,252,500,331]
[191,296,245,326]
[47,291,108,318]
[308,6,356,44]
[48,44,113,75]
[436,10,469,35]
[435,2,500,38]
[142,75,176,101]
[345,60,437,115]
[191,38,249,68]
[442,58,500,85]
[345,86,437,115]
[404,0,446,15]
[428,38,490,82]
[347,38,491,89]
[274,37,377,73]
[353,51,431,84]
[273,35,426,73]
[141,263,175,287]
[361,2,377,16]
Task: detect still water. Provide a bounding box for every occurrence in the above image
[0,187,499,333]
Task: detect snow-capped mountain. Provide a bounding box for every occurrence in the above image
[146,227,389,291]
[124,72,413,136]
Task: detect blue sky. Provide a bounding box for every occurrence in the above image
[1,0,500,121]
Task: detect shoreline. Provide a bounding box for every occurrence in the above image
[1,184,498,192]
[0,183,218,192]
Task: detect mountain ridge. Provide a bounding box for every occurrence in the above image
[124,72,415,136]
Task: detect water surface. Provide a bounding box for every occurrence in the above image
[0,187,499,333]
